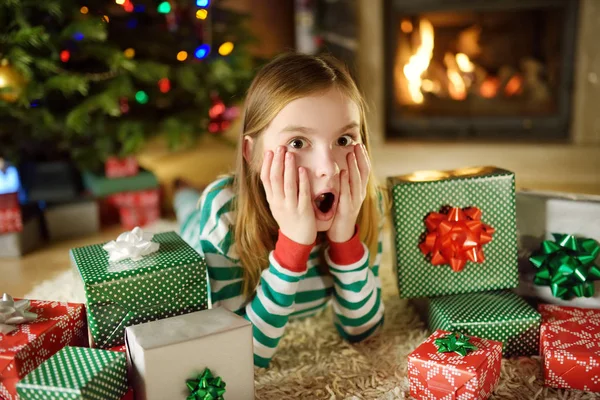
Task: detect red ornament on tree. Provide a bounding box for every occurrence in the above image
[208,95,238,134]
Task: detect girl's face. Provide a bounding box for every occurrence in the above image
[253,88,363,232]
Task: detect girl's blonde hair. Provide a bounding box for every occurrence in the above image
[232,52,385,297]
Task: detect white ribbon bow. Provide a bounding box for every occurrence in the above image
[103,226,160,263]
[0,293,38,335]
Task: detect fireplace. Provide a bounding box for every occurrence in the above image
[385,0,579,140]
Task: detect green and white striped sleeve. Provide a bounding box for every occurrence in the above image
[194,176,313,367]
[325,223,385,342]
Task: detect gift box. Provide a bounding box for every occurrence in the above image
[515,190,600,309]
[19,161,82,203]
[0,165,20,195]
[17,346,128,400]
[125,307,254,400]
[43,197,100,241]
[108,189,160,209]
[388,166,519,298]
[82,170,159,198]
[0,192,22,234]
[0,299,87,400]
[428,290,541,357]
[539,304,600,393]
[118,205,160,230]
[70,229,208,349]
[105,156,139,179]
[0,212,42,258]
[408,329,502,400]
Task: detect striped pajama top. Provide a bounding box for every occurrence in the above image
[174,175,385,367]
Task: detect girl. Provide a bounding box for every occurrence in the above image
[174,53,386,368]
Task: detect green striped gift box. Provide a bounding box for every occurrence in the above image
[17,346,127,400]
[428,290,541,357]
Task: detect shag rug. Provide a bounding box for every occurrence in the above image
[26,222,598,400]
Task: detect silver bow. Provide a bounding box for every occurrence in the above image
[0,293,38,335]
[103,226,160,263]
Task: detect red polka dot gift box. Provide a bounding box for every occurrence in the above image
[539,304,600,393]
[408,329,503,400]
[0,298,87,400]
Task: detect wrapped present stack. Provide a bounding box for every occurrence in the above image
[0,295,88,400]
[388,166,542,362]
[0,165,44,258]
[83,156,161,230]
[2,226,255,399]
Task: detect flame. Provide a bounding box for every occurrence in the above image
[403,19,434,104]
[504,75,523,97]
[455,53,474,73]
[445,52,466,101]
[480,77,500,98]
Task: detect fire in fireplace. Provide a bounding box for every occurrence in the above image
[385,0,579,140]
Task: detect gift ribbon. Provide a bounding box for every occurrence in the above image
[102,226,160,263]
[186,368,226,400]
[530,233,600,300]
[0,293,38,334]
[434,332,478,356]
[419,207,495,272]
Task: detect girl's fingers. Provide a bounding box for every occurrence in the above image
[298,167,312,212]
[270,146,285,199]
[356,144,371,186]
[284,152,298,206]
[339,169,350,209]
[347,149,361,200]
[260,150,274,200]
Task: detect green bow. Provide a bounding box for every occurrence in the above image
[186,368,226,400]
[530,233,600,300]
[434,332,478,356]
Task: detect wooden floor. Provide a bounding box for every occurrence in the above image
[1,225,131,298]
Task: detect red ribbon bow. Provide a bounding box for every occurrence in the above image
[418,207,495,272]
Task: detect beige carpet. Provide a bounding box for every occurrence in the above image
[25,221,599,400]
[253,262,599,400]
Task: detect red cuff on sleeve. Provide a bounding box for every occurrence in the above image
[328,225,365,265]
[273,231,314,273]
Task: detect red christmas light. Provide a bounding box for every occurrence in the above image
[158,78,171,93]
[60,50,70,62]
[123,0,134,12]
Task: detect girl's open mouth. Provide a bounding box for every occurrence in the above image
[313,192,336,221]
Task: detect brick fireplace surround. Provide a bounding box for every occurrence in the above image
[358,0,600,194]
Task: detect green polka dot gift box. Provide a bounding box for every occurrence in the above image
[70,230,208,349]
[428,290,541,357]
[387,166,519,299]
[17,346,128,400]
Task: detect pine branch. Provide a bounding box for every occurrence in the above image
[46,75,90,96]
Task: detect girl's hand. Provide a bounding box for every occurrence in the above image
[327,143,371,243]
[261,146,317,245]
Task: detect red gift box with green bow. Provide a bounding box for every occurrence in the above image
[408,329,502,400]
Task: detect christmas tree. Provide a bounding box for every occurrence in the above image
[0,0,256,172]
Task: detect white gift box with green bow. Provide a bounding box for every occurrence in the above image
[125,307,255,400]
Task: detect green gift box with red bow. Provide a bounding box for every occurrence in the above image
[388,166,519,298]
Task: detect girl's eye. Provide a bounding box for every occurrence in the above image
[337,134,355,147]
[288,138,308,149]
